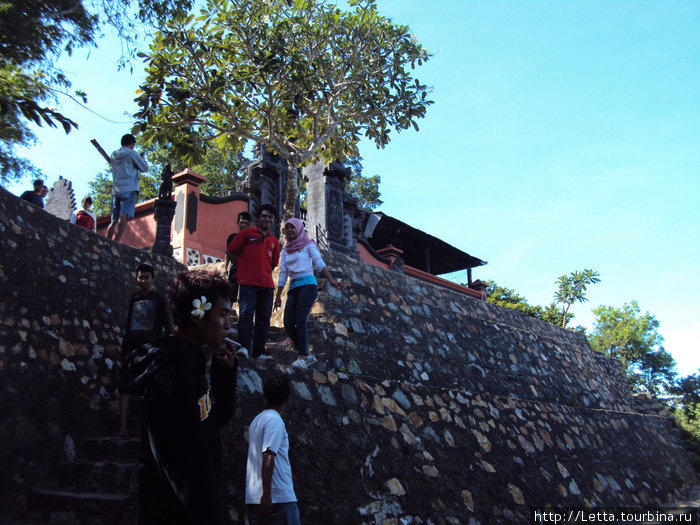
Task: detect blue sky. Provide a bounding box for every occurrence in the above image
[6,1,699,376]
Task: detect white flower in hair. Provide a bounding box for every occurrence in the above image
[191,296,212,318]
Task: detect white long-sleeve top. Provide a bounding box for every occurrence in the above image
[277,243,327,287]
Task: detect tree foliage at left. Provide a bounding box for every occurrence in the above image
[0,0,193,183]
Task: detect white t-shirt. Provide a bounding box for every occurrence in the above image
[245,409,297,504]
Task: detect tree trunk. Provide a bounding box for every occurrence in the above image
[283,158,300,221]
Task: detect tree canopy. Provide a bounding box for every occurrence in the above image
[589,301,676,394]
[134,0,432,219]
[0,0,194,183]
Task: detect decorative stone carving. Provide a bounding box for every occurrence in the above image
[239,144,290,233]
[303,160,359,258]
[202,254,223,264]
[45,176,76,220]
[153,164,177,257]
[186,248,201,266]
[158,163,173,199]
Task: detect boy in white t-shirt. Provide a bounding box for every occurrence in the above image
[246,374,300,525]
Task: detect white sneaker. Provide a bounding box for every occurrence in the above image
[256,353,274,362]
[235,347,249,359]
[290,358,307,368]
[291,355,317,368]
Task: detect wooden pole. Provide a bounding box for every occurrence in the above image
[90,138,111,165]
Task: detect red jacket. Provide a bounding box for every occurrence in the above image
[227,227,280,288]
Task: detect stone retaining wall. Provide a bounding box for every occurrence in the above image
[0,188,185,507]
[0,186,695,523]
[298,250,634,412]
[223,364,693,524]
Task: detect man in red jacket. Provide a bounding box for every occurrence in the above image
[227,204,280,360]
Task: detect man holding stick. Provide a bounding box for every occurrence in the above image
[105,134,148,242]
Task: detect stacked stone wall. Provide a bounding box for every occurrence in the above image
[0,186,695,523]
[225,365,693,524]
[0,188,185,508]
[294,251,635,412]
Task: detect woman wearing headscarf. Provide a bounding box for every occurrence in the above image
[273,218,346,367]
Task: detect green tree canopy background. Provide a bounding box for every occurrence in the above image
[134,0,431,219]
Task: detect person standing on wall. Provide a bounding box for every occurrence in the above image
[245,374,301,525]
[126,269,239,525]
[70,195,97,232]
[20,179,47,208]
[225,211,252,315]
[106,133,148,243]
[273,218,346,368]
[227,204,280,361]
[118,263,172,436]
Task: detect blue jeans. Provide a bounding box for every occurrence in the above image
[238,285,274,357]
[111,191,138,220]
[283,285,317,356]
[247,503,301,525]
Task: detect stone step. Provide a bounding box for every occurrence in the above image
[80,437,140,464]
[57,460,138,493]
[26,488,135,525]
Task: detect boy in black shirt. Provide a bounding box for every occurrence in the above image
[126,269,238,524]
[118,263,172,435]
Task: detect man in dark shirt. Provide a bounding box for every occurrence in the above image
[125,269,238,524]
[20,179,47,208]
[118,263,172,435]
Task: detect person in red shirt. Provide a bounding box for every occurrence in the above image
[227,204,280,360]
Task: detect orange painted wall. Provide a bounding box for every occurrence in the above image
[357,242,391,270]
[96,199,157,250]
[185,198,250,262]
[97,194,249,264]
[357,239,483,299]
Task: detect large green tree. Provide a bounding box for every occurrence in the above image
[670,372,700,417]
[588,301,676,393]
[0,0,194,183]
[134,0,432,220]
[345,155,383,210]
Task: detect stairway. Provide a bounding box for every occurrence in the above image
[26,435,139,525]
[18,327,298,525]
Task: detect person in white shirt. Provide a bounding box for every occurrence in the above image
[246,374,300,525]
[106,133,149,243]
[273,218,346,367]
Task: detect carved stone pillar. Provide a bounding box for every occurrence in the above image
[152,198,177,257]
[304,160,359,257]
[377,245,405,274]
[152,162,176,257]
[239,144,291,234]
[45,176,76,220]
